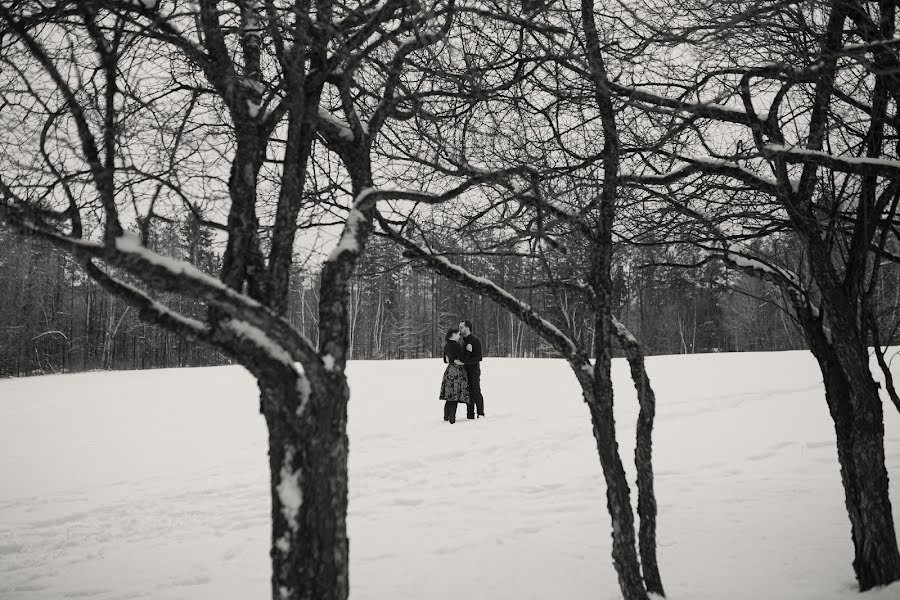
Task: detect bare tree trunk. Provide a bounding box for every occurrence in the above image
[587,266,648,600]
[103,305,129,370]
[613,317,664,596]
[584,367,647,600]
[259,371,349,600]
[795,298,900,590]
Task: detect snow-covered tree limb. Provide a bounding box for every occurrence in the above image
[608,82,764,127]
[0,206,323,377]
[631,188,802,291]
[764,145,900,180]
[621,157,780,196]
[82,259,213,345]
[375,211,589,368]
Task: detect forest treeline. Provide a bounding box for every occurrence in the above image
[2,219,822,377]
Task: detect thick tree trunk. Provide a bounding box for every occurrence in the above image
[817,298,900,588]
[796,300,900,590]
[259,371,350,600]
[839,382,900,589]
[818,349,899,590]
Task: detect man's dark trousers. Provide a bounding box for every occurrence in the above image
[465,364,484,418]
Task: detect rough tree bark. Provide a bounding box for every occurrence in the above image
[259,369,350,600]
[794,288,900,590]
[613,316,663,596]
[792,3,900,575]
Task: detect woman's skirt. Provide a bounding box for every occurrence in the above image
[439,364,470,404]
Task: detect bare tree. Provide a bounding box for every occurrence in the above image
[613,0,900,588]
[0,1,458,597]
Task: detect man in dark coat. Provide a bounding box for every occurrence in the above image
[459,319,485,419]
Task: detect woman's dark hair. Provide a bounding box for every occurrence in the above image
[445,327,460,342]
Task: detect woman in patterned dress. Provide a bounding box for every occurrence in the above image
[440,327,470,424]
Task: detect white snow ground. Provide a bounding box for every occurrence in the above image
[1,351,899,600]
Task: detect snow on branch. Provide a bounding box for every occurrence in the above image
[700,241,800,288]
[609,83,762,126]
[621,157,779,196]
[222,319,312,415]
[376,213,587,366]
[611,316,639,348]
[326,188,378,263]
[0,213,322,373]
[149,301,207,334]
[115,233,248,299]
[682,205,801,290]
[764,144,900,179]
[539,196,580,221]
[83,259,212,343]
[111,234,322,370]
[629,194,801,290]
[326,173,535,264]
[507,181,588,232]
[317,107,357,142]
[1,211,216,346]
[839,36,900,55]
[223,319,295,365]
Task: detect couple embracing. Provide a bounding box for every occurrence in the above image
[439,320,485,424]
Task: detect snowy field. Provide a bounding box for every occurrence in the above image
[1,351,900,600]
